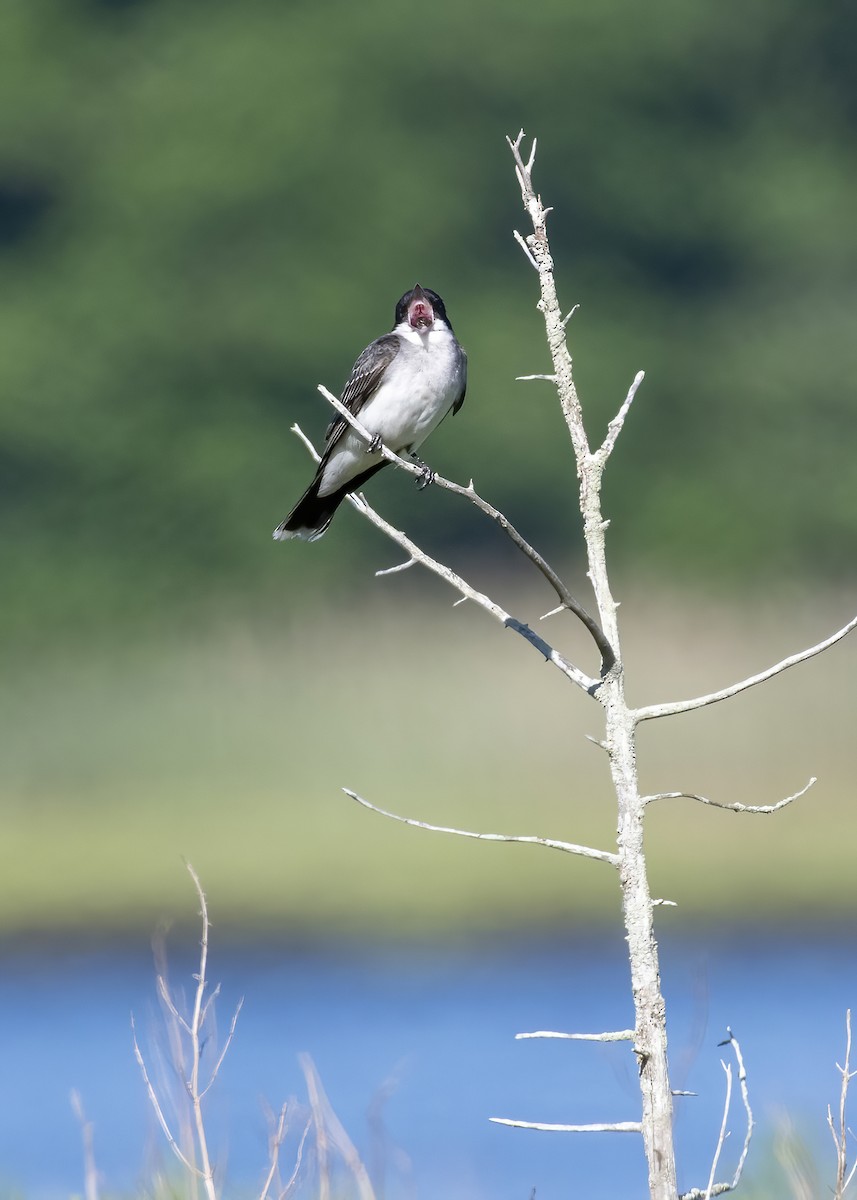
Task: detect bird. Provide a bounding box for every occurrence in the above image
[273,284,467,542]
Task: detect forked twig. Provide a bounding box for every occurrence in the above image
[595,371,646,464]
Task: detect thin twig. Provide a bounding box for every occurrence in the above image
[703,1061,733,1200]
[489,1118,642,1133]
[186,864,218,1200]
[513,229,539,270]
[132,1017,203,1179]
[644,778,816,813]
[375,558,416,577]
[259,1103,289,1200]
[279,1118,312,1200]
[292,423,598,693]
[827,1009,857,1199]
[515,1029,635,1041]
[314,386,615,673]
[595,371,645,463]
[302,1055,330,1200]
[300,1055,376,1200]
[70,1090,99,1200]
[132,864,249,1200]
[199,997,245,1100]
[635,615,857,723]
[343,788,619,867]
[679,1029,754,1200]
[157,974,192,1034]
[728,1032,754,1192]
[506,131,590,466]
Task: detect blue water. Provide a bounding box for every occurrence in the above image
[0,931,854,1198]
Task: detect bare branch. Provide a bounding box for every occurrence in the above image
[300,1055,376,1200]
[70,1090,99,1200]
[279,1117,312,1200]
[728,1031,754,1193]
[292,423,598,693]
[259,1103,288,1200]
[343,788,619,867]
[595,371,645,463]
[374,558,416,577]
[185,864,218,1199]
[506,132,590,465]
[635,615,857,723]
[515,1029,634,1042]
[828,1009,856,1199]
[490,1118,642,1133]
[199,997,244,1100]
[513,229,539,270]
[131,1017,203,1179]
[156,974,191,1034]
[679,1029,754,1200]
[703,1061,733,1200]
[562,304,580,328]
[199,980,222,1031]
[313,386,616,674]
[644,777,816,814]
[516,373,557,382]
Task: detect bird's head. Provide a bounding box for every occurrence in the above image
[395,284,449,332]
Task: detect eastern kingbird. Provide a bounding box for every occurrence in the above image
[273,284,467,542]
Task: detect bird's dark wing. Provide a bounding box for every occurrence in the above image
[324,334,401,447]
[451,348,467,416]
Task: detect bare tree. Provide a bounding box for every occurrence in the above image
[293,133,857,1199]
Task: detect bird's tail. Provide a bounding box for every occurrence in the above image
[272,477,343,542]
[272,462,387,542]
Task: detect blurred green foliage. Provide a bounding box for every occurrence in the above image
[2,0,857,643]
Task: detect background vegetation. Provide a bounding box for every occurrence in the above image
[2,0,857,936]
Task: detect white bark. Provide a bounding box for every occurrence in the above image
[507,130,678,1199]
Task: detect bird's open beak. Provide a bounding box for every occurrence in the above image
[407,284,434,331]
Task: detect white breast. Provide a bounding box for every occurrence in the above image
[318,327,463,497]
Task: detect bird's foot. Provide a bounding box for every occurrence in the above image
[366,433,383,454]
[413,458,436,490]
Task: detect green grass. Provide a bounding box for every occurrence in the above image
[2,582,856,938]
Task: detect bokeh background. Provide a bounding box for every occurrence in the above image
[2,1,857,1197]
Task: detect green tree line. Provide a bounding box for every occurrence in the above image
[2,0,857,641]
